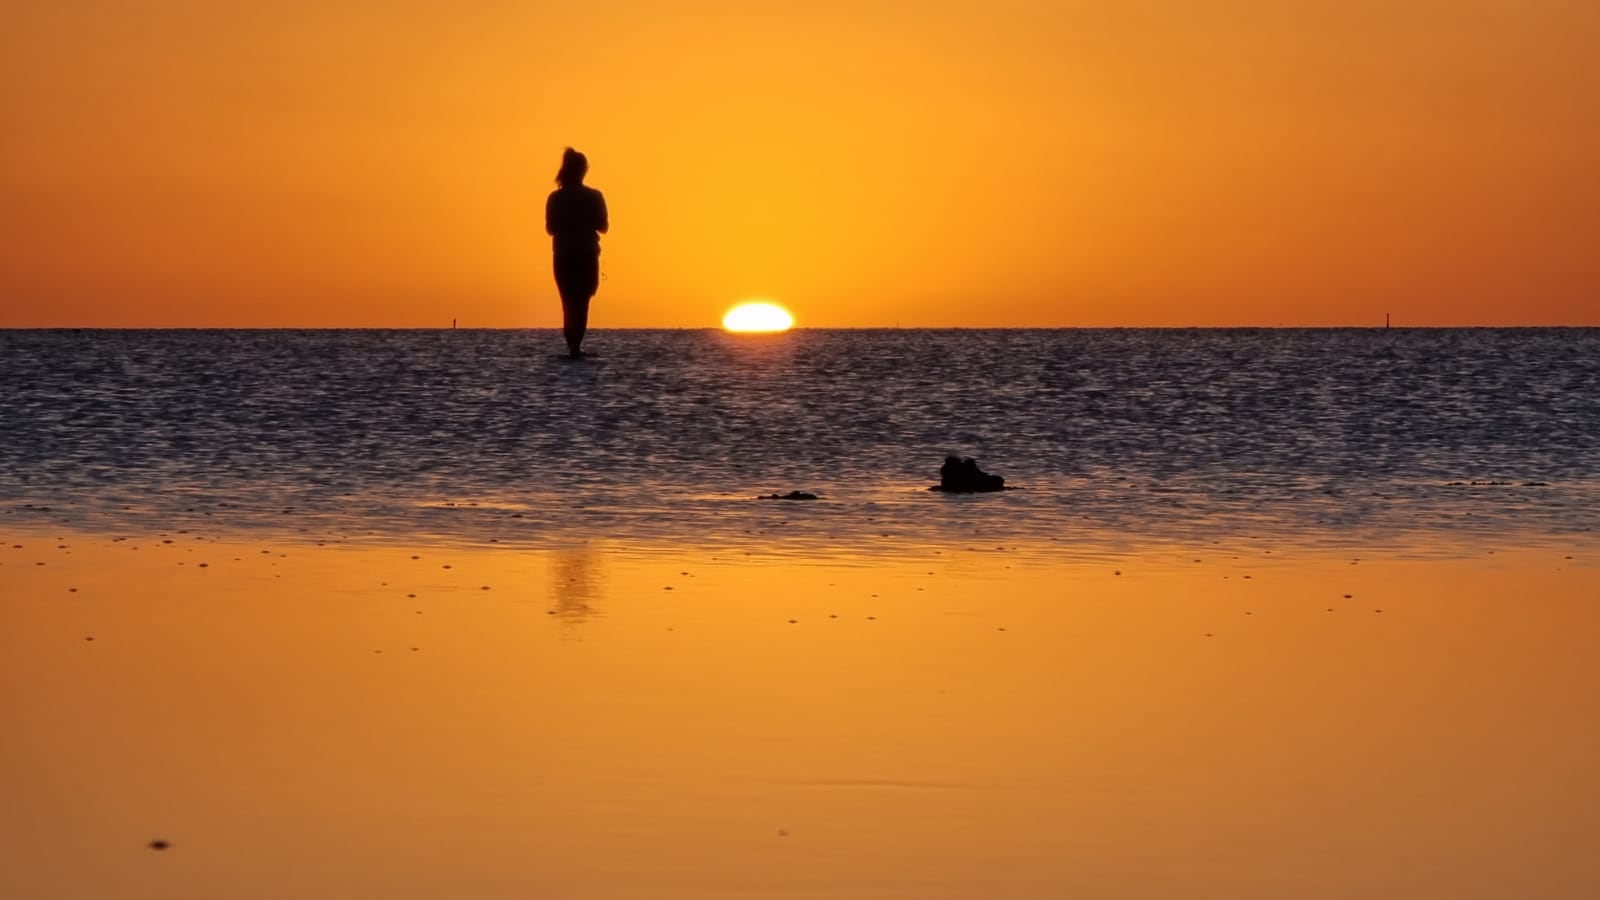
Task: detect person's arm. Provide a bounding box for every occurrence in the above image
[595,191,609,235]
[545,193,556,236]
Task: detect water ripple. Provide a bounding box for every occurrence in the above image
[2,328,1596,552]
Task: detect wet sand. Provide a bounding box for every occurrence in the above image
[2,533,1597,899]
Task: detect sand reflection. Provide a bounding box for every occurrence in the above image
[551,545,602,625]
[1,531,1597,900]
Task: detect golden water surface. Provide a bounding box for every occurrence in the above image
[2,534,1596,899]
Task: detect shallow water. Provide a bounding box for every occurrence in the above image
[3,538,1596,900]
[3,328,1596,553]
[5,328,1599,899]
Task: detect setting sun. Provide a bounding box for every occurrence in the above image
[722,302,794,333]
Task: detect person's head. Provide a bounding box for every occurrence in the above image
[555,147,588,187]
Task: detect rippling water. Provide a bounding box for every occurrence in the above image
[2,328,1596,552]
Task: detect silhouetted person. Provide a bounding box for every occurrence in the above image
[546,147,609,358]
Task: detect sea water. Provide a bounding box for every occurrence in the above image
[5,329,1600,900]
[2,328,1596,553]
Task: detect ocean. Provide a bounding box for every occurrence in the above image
[6,328,1600,900]
[3,328,1597,553]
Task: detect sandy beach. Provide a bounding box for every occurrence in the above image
[3,531,1596,899]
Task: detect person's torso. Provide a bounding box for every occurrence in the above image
[548,186,604,255]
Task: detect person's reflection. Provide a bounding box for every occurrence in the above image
[551,546,601,626]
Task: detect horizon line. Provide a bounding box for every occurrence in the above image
[3,324,1597,331]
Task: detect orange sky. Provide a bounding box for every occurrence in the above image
[3,1,1596,327]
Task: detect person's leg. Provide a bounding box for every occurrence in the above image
[562,294,590,356]
[554,253,600,357]
[554,256,585,356]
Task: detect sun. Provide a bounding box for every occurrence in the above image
[722,301,794,333]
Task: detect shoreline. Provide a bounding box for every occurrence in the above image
[5,516,1597,564]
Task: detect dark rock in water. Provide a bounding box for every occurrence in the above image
[932,456,1007,493]
[760,491,819,501]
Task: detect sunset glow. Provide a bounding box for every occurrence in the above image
[3,4,1596,894]
[2,2,1596,327]
[722,302,794,333]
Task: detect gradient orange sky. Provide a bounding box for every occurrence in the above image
[3,1,1596,327]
